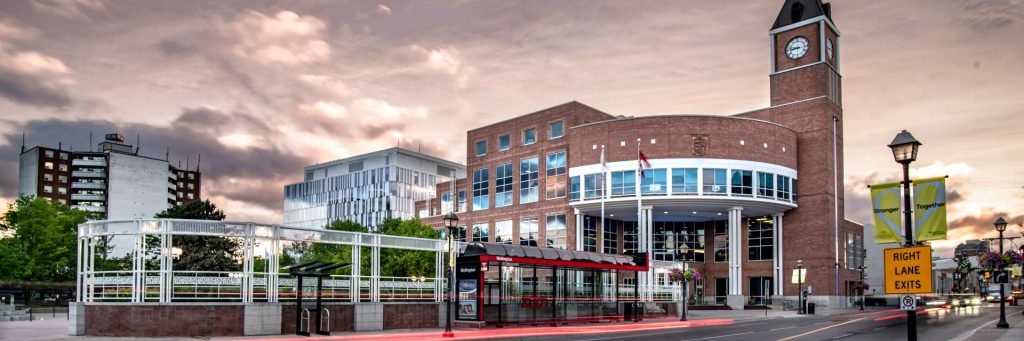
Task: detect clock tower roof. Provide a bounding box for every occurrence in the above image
[772,0,834,30]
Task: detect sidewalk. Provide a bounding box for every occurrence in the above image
[953,306,1024,341]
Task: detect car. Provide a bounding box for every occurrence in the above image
[985,292,1016,303]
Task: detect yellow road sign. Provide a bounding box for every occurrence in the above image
[884,245,933,294]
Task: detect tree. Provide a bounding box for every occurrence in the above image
[0,196,91,282]
[953,254,977,293]
[376,218,439,278]
[298,220,369,276]
[155,200,240,271]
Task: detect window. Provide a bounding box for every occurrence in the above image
[847,232,864,269]
[187,193,194,199]
[603,220,618,254]
[748,216,773,261]
[730,170,753,196]
[58,175,67,183]
[44,162,54,170]
[623,221,638,254]
[546,214,567,249]
[672,168,698,194]
[188,183,194,190]
[188,173,195,180]
[178,192,183,198]
[473,223,489,242]
[440,192,453,213]
[610,170,636,197]
[495,163,513,207]
[44,185,53,193]
[653,221,708,262]
[757,172,775,198]
[519,157,539,203]
[641,169,667,195]
[495,220,513,244]
[583,174,604,199]
[472,169,489,210]
[59,164,67,172]
[777,175,791,201]
[458,190,467,212]
[714,221,728,262]
[523,128,536,145]
[545,152,567,199]
[703,168,727,195]
[178,181,184,187]
[57,187,67,195]
[475,140,487,156]
[60,153,68,160]
[499,134,510,151]
[749,277,773,305]
[792,179,798,202]
[520,217,538,246]
[582,216,598,252]
[569,176,581,201]
[549,121,563,139]
[45,150,54,158]
[43,174,53,182]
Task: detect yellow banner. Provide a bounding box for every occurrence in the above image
[913,177,948,242]
[871,182,903,244]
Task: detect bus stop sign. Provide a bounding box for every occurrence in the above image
[884,245,933,294]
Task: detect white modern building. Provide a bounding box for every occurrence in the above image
[283,147,465,230]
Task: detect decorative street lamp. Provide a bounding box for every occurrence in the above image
[994,217,1009,329]
[888,129,922,340]
[675,243,691,321]
[796,259,804,315]
[857,266,866,310]
[442,212,459,338]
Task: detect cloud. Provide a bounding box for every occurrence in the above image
[156,39,193,58]
[0,19,75,107]
[31,0,106,20]
[411,45,474,89]
[956,0,1024,30]
[220,10,331,65]
[376,4,393,16]
[298,74,356,97]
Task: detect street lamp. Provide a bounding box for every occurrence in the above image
[677,243,690,321]
[889,129,921,340]
[858,266,866,310]
[994,217,1009,329]
[442,212,459,338]
[796,259,804,315]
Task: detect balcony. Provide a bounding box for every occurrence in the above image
[72,194,105,201]
[72,205,104,213]
[72,182,105,189]
[72,171,106,178]
[71,159,106,167]
[167,193,175,201]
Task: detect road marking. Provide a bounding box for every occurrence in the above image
[831,333,853,339]
[580,329,703,341]
[872,326,886,331]
[770,326,795,331]
[680,331,754,340]
[776,317,867,341]
[949,319,998,341]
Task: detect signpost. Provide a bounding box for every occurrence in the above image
[884,245,933,294]
[993,270,1009,284]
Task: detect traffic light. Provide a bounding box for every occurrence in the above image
[983,270,992,279]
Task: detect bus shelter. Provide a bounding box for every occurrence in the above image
[455,242,648,326]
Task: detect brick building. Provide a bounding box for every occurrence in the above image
[417,0,864,309]
[18,133,202,219]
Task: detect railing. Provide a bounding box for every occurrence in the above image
[72,171,106,178]
[71,159,106,167]
[71,182,105,189]
[71,194,105,201]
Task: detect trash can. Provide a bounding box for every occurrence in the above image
[807,303,816,315]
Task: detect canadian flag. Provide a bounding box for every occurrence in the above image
[638,149,651,178]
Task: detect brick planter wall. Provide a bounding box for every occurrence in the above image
[84,304,243,337]
[383,303,439,329]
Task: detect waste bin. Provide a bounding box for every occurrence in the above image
[807,303,816,314]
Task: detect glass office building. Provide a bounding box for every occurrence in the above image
[283,147,465,230]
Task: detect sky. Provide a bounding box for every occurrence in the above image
[0,0,1022,257]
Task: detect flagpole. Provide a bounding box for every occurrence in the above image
[636,138,643,300]
[601,145,607,255]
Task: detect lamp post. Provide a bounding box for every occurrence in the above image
[442,212,459,338]
[858,266,866,310]
[677,243,690,321]
[994,217,1009,329]
[796,259,804,315]
[888,129,922,341]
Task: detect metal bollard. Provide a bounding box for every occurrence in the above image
[317,308,331,335]
[298,308,310,336]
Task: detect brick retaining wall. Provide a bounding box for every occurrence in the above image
[84,304,243,337]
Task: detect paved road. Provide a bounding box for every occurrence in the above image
[524,304,1024,341]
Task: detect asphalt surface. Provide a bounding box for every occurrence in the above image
[521,303,1024,341]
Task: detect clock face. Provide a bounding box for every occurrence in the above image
[786,36,809,60]
[826,38,834,60]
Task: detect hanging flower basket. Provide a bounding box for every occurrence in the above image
[669,268,700,283]
[979,250,1024,270]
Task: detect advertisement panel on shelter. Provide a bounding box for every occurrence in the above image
[455,262,480,320]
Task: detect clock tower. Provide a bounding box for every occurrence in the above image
[769,0,841,107]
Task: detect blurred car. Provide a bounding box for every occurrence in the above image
[985,292,1016,303]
